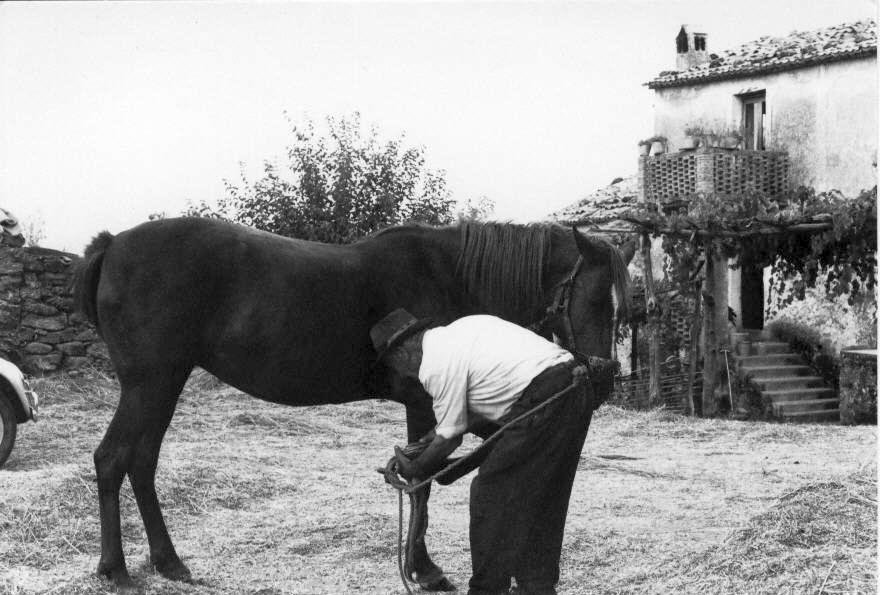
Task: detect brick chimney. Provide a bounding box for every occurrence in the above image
[675,25,709,71]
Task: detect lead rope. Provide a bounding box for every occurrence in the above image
[378,369,590,594]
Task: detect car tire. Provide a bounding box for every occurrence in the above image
[0,396,17,469]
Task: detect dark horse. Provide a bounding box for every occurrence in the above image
[73,217,632,591]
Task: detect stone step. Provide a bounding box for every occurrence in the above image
[735,341,793,357]
[766,390,837,406]
[744,328,771,340]
[753,342,792,355]
[772,399,839,418]
[738,353,806,368]
[734,341,751,356]
[753,376,826,391]
[730,332,751,349]
[742,365,814,379]
[777,408,840,423]
[730,330,769,348]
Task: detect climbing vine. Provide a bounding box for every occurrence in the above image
[769,186,877,310]
[620,186,877,313]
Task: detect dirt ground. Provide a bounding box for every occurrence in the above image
[0,372,875,595]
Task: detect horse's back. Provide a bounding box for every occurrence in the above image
[96,218,374,404]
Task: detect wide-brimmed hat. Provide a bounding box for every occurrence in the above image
[370,308,433,363]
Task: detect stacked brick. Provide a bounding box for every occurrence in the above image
[640,149,789,204]
[0,244,110,375]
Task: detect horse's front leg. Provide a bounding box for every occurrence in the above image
[403,396,456,592]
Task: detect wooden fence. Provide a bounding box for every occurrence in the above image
[611,358,702,413]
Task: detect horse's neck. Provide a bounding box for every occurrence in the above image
[463,226,574,326]
[362,224,579,327]
[362,226,461,312]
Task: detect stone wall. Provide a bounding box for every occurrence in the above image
[839,349,877,425]
[0,245,109,375]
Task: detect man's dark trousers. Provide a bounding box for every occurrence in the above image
[467,360,595,595]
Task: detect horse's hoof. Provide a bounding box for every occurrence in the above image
[96,561,135,589]
[154,558,192,582]
[421,576,457,592]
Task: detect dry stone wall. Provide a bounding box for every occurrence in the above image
[0,245,109,375]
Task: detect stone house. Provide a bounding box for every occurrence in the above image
[551,20,877,412]
[646,19,877,330]
[649,19,877,195]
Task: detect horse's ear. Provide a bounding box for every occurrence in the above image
[571,225,596,262]
[620,239,637,266]
[570,226,587,252]
[570,226,604,265]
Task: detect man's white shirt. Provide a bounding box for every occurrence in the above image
[418,315,573,439]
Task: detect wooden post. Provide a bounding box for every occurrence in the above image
[686,278,702,416]
[701,245,718,416]
[713,250,731,410]
[641,233,661,406]
[630,323,639,373]
[701,244,730,416]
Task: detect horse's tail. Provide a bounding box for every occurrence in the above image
[72,231,114,335]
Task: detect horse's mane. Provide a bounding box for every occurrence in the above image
[456,221,553,318]
[456,220,631,323]
[373,219,630,323]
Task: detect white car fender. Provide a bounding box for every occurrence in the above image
[0,358,38,421]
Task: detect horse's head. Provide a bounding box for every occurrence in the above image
[454,221,633,363]
[548,229,634,362]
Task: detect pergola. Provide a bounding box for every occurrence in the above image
[558,211,835,416]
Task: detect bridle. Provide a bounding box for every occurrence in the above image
[528,254,620,370]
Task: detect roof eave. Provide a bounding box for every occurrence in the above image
[646,46,877,90]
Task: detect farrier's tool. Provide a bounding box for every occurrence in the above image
[376,359,616,594]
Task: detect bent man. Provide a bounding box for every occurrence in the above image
[371,309,599,595]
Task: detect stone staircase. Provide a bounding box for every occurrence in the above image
[730,329,839,423]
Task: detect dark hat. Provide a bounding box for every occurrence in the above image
[370,308,433,363]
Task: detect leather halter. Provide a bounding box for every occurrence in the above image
[529,254,620,371]
[528,256,582,352]
[546,255,583,354]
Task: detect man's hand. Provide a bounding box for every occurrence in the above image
[394,434,463,482]
[394,446,421,480]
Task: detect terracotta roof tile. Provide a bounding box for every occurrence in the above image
[648,18,877,89]
[548,176,638,224]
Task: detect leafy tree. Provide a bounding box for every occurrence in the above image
[457,195,496,221]
[186,113,459,243]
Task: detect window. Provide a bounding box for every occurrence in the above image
[740,91,766,150]
[694,35,706,51]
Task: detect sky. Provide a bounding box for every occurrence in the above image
[1,0,876,252]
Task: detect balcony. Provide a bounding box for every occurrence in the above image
[638,148,790,206]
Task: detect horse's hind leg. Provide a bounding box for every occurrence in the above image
[94,396,138,587]
[95,369,190,587]
[129,371,192,581]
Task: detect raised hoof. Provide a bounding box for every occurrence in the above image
[154,557,192,582]
[421,576,457,592]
